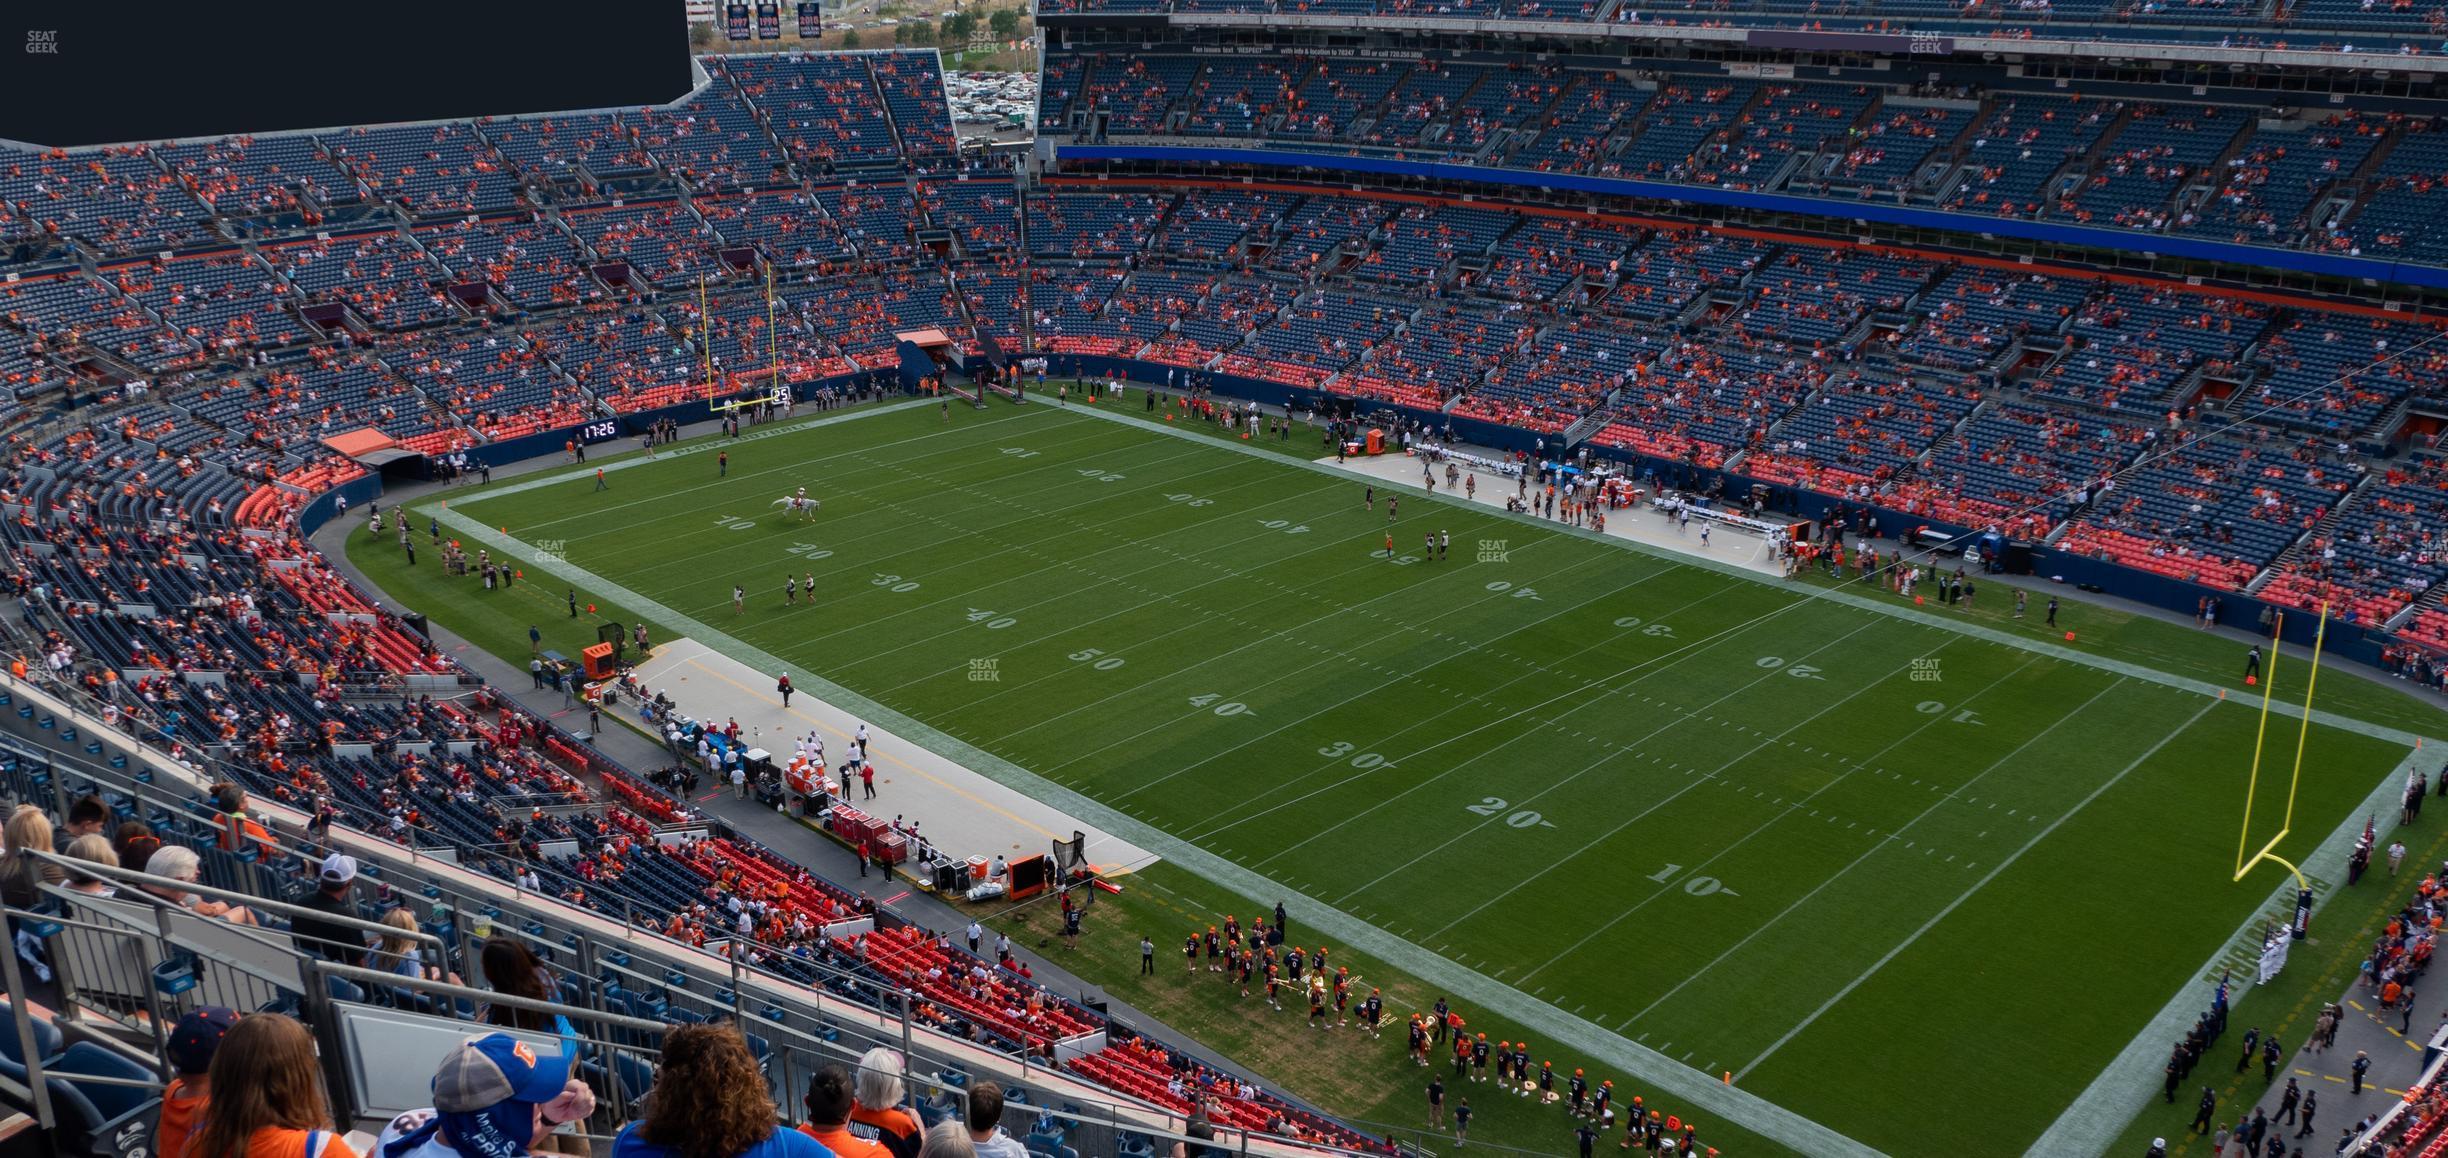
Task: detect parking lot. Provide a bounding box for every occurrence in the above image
[944,68,1037,138]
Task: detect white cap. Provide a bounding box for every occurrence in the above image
[320,854,359,884]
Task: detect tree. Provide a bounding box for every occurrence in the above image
[688,20,716,47]
[841,27,861,47]
[988,8,1021,37]
[904,18,936,43]
[940,10,975,41]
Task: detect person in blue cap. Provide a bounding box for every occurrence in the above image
[375,1032,595,1158]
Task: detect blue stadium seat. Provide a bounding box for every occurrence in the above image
[43,1042,162,1158]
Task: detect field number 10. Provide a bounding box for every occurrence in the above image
[1648,863,1740,898]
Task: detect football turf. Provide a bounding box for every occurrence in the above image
[351,398,2438,1155]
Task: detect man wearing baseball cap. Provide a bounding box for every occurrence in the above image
[291,854,368,969]
[157,1006,238,1158]
[374,1033,594,1158]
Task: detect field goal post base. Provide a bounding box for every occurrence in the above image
[2232,605,2331,944]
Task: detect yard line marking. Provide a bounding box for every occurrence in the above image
[1620,676,2123,1030]
[1739,693,2215,1077]
[469,395,944,503]
[1101,556,1696,802]
[798,459,1347,668]
[1038,550,1638,782]
[2030,742,2433,1157]
[570,425,1222,617]
[1417,637,1979,946]
[438,412,1885,1157]
[518,401,1044,535]
[1013,533,1631,758]
[1064,402,2427,747]
[629,437,1242,625]
[854,482,1390,696]
[1193,584,1888,851]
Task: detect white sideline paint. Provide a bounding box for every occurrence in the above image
[2027,743,2432,1157]
[427,493,1892,1158]
[1741,697,2218,1075]
[1063,403,2435,749]
[422,399,2445,1156]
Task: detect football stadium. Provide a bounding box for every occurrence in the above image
[6,1,2448,1157]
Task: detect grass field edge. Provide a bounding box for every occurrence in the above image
[1062,401,2430,750]
[2028,743,2434,1157]
[421,500,1891,1158]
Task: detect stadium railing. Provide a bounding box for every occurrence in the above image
[0,670,1417,1158]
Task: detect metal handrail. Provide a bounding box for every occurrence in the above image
[21,847,445,950]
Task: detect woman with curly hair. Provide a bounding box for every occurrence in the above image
[611,1023,827,1158]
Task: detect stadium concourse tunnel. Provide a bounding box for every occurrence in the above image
[0,656,1453,1158]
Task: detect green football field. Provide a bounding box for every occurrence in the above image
[360,398,2439,1155]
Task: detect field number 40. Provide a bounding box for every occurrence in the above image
[1756,656,1824,680]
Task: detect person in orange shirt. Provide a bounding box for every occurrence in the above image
[848,1048,924,1158]
[208,783,276,857]
[186,1013,359,1158]
[799,1065,890,1158]
[156,1006,238,1158]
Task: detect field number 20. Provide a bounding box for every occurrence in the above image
[1466,796,1556,829]
[1756,656,1825,680]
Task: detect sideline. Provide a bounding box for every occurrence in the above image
[426,497,1890,1158]
[464,397,943,504]
[2027,743,2431,1157]
[1065,402,2436,749]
